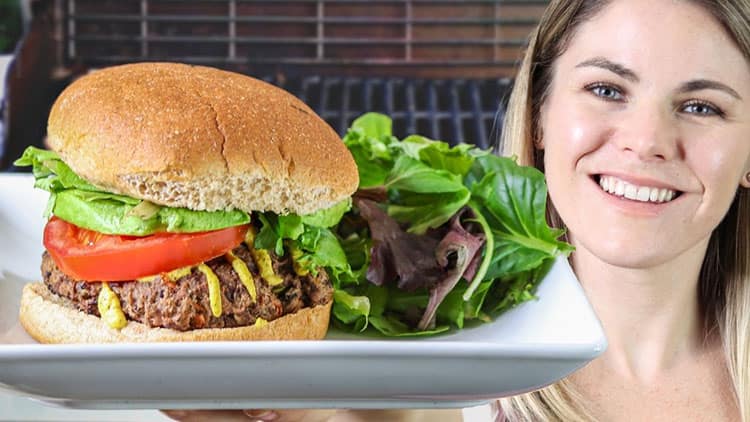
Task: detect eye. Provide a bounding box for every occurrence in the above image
[586,83,625,101]
[681,100,724,117]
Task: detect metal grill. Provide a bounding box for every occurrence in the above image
[277,76,511,148]
[63,0,548,78]
[1,0,546,169]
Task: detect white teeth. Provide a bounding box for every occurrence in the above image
[615,180,625,196]
[598,175,678,203]
[624,184,637,200]
[636,186,650,201]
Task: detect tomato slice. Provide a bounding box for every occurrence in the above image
[44,217,249,282]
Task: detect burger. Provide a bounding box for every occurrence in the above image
[14,62,359,343]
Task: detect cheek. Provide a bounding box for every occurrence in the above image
[689,140,749,207]
[541,93,610,167]
[541,104,607,228]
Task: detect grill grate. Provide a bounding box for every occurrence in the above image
[276,76,512,148]
[63,0,548,78]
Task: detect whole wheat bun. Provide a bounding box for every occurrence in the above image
[46,62,359,215]
[19,282,331,343]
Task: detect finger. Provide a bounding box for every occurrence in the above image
[248,409,339,422]
[243,409,280,421]
[161,409,256,422]
[330,409,464,422]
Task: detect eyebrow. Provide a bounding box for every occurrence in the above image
[576,57,639,82]
[678,79,742,100]
[576,57,742,101]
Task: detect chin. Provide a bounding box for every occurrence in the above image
[572,231,682,270]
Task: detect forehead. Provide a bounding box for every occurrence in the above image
[557,0,750,86]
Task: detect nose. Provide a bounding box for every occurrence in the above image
[614,106,680,161]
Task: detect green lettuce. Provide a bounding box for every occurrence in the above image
[342,113,398,188]
[14,146,250,235]
[333,113,573,337]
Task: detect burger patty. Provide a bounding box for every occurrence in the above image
[41,244,333,331]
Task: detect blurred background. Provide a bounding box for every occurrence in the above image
[0,0,549,171]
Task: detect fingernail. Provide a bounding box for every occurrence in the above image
[162,410,188,420]
[243,409,279,421]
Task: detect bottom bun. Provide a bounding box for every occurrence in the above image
[19,282,332,343]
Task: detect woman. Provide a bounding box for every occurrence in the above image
[497,0,750,420]
[166,0,750,420]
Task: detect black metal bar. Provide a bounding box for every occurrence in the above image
[384,79,395,118]
[319,77,330,117]
[405,79,416,136]
[427,80,440,140]
[363,78,375,115]
[469,80,487,149]
[299,76,313,104]
[339,78,352,135]
[449,80,462,144]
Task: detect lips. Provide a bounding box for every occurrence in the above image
[597,175,679,203]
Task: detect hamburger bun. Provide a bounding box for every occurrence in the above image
[20,282,332,343]
[20,62,355,344]
[47,62,359,215]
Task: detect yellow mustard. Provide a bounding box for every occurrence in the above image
[244,226,284,286]
[198,264,223,317]
[137,266,192,283]
[97,282,127,329]
[225,251,256,301]
[288,242,310,276]
[254,318,268,328]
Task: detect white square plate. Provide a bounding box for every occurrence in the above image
[0,174,606,410]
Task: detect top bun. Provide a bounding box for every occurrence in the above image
[46,62,359,215]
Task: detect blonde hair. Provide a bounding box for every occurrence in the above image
[495,0,750,420]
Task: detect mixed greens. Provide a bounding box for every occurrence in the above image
[328,113,573,336]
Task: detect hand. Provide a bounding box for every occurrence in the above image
[161,408,464,422]
[162,409,338,422]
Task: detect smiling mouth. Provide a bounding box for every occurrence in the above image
[594,175,681,203]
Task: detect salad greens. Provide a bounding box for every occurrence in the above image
[327,112,573,336]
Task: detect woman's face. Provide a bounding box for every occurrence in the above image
[541,0,750,268]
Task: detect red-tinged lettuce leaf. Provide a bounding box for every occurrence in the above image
[418,208,485,330]
[356,198,443,290]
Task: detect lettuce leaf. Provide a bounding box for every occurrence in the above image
[301,198,352,228]
[14,146,250,235]
[342,113,398,188]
